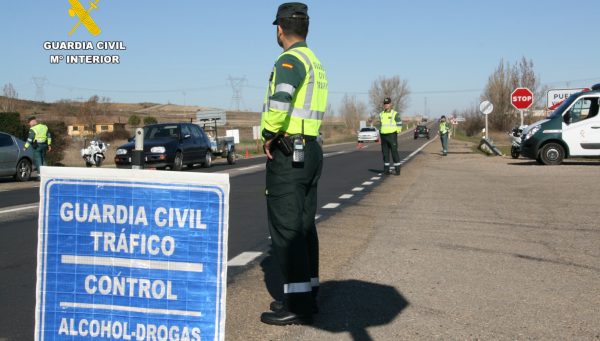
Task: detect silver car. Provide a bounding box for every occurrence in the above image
[0,132,34,181]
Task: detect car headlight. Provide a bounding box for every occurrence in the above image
[523,125,541,141]
[150,146,166,153]
[116,148,128,155]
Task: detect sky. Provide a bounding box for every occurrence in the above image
[1,0,599,117]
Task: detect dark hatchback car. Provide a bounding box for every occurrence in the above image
[0,131,34,181]
[114,123,213,170]
[414,124,430,139]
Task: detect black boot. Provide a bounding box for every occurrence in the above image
[260,309,313,326]
[383,167,390,175]
[395,166,401,176]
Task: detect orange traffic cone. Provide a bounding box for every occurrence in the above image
[245,148,250,159]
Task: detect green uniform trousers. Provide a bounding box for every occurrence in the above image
[440,133,449,155]
[266,139,322,315]
[380,132,400,169]
[33,143,49,173]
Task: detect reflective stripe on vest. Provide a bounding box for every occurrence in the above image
[263,46,328,136]
[380,110,399,134]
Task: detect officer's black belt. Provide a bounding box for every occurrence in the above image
[286,134,317,142]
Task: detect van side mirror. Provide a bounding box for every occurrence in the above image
[563,111,571,125]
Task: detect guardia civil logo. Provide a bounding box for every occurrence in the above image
[67,0,101,36]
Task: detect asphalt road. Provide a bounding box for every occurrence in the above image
[0,131,435,340]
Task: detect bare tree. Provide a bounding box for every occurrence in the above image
[482,57,541,131]
[340,94,367,132]
[1,83,18,112]
[79,95,100,131]
[369,76,410,114]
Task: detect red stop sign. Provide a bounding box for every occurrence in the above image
[511,88,534,110]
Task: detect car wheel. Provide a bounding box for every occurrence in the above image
[203,151,212,168]
[540,143,564,165]
[14,158,32,182]
[227,148,236,165]
[173,151,184,171]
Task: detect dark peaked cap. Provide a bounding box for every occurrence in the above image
[273,2,309,25]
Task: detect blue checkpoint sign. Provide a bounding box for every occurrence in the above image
[35,167,229,341]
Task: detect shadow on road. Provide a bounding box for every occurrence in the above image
[261,250,409,341]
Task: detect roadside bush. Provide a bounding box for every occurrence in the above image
[128,114,141,126]
[45,121,68,166]
[0,112,27,138]
[143,116,157,125]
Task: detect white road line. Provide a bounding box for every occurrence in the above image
[352,187,364,192]
[60,302,201,317]
[228,252,262,267]
[61,255,203,272]
[371,177,381,180]
[234,164,264,172]
[322,203,340,209]
[315,214,322,220]
[0,204,39,215]
[362,181,374,186]
[339,194,353,199]
[324,151,348,158]
[402,138,437,162]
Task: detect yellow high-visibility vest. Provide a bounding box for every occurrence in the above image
[262,46,328,136]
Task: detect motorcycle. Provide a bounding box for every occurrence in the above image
[81,139,108,167]
[509,125,526,159]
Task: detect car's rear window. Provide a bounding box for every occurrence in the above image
[360,128,376,132]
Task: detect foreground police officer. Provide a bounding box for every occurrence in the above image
[23,115,52,177]
[260,2,328,326]
[378,97,402,175]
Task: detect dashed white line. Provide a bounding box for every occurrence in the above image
[352,187,364,192]
[339,194,354,199]
[322,203,340,209]
[234,165,264,172]
[362,181,374,186]
[371,177,381,180]
[315,214,322,220]
[228,252,263,267]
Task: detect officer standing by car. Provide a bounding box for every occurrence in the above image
[23,115,52,176]
[378,97,402,175]
[439,115,450,156]
[259,2,328,326]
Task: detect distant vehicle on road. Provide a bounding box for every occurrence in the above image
[199,118,236,165]
[414,124,430,139]
[0,132,34,181]
[114,123,212,170]
[521,83,600,165]
[357,127,379,143]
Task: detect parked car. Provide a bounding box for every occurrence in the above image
[414,124,430,139]
[357,127,379,143]
[0,131,34,181]
[114,123,212,170]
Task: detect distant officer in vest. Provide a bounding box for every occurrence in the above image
[24,115,52,176]
[378,97,402,175]
[439,115,450,156]
[259,2,328,326]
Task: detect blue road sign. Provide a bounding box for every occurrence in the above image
[35,168,229,341]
